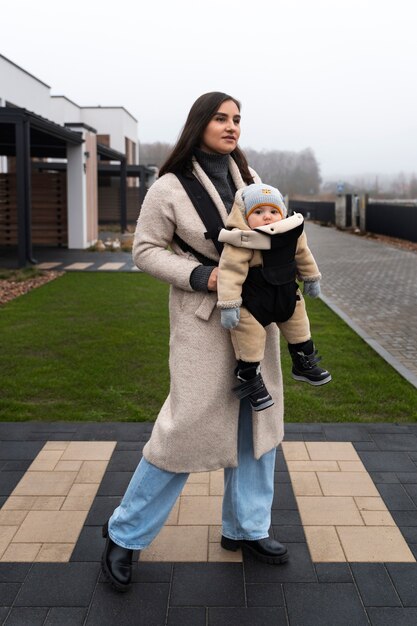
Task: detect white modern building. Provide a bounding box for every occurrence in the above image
[0,54,152,266]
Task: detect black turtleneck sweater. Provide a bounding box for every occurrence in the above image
[189,149,237,291]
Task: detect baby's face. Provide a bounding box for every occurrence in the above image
[247,205,283,229]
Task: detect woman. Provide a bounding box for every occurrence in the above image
[101,92,288,592]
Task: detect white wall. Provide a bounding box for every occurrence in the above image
[81,107,138,162]
[0,55,51,116]
[49,96,81,126]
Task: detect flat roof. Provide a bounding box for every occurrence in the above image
[0,53,50,89]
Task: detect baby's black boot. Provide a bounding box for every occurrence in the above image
[288,340,331,386]
[233,361,274,411]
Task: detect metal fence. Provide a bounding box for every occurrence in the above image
[288,199,335,224]
[367,203,417,243]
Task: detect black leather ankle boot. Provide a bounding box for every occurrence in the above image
[101,522,134,592]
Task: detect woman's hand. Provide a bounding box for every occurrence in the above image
[207,268,218,292]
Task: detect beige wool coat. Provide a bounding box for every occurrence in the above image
[132,157,285,473]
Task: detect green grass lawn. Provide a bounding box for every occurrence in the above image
[1,272,416,422]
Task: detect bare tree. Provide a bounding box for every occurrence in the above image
[139,142,172,168]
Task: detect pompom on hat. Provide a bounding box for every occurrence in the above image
[242,183,287,221]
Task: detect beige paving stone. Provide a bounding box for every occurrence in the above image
[182,483,209,496]
[98,262,125,271]
[281,442,310,460]
[360,511,396,526]
[0,511,28,526]
[55,460,83,472]
[178,496,222,525]
[338,461,367,472]
[61,441,116,461]
[337,526,416,562]
[286,460,339,472]
[187,472,210,484]
[32,496,65,511]
[13,510,87,543]
[12,472,77,497]
[354,497,388,511]
[141,526,208,562]
[36,262,62,270]
[1,543,42,562]
[74,461,107,484]
[64,262,94,270]
[28,451,64,472]
[297,496,364,526]
[290,472,323,496]
[209,525,222,542]
[67,483,98,497]
[304,526,346,562]
[209,542,242,562]
[317,472,380,497]
[0,527,19,559]
[43,442,69,451]
[305,442,360,461]
[35,543,74,562]
[61,495,95,511]
[165,501,180,525]
[2,496,37,510]
[209,471,224,496]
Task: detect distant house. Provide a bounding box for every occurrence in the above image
[0,54,155,266]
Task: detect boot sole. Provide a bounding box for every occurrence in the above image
[221,537,289,564]
[292,373,332,386]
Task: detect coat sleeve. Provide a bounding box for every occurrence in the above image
[217,243,253,308]
[132,178,201,292]
[295,231,322,282]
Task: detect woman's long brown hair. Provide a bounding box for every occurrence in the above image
[159,91,253,184]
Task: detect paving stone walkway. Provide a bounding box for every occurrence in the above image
[2,422,417,625]
[304,223,417,388]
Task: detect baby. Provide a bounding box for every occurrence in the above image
[217,183,331,411]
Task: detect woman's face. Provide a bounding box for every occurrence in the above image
[200,100,241,155]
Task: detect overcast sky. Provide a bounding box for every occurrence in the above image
[1,0,416,179]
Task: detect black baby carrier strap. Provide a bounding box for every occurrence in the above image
[173,172,225,265]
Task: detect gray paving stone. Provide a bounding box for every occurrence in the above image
[0,564,31,583]
[284,582,369,626]
[323,425,372,441]
[0,442,43,460]
[15,563,99,607]
[107,450,141,472]
[354,442,379,451]
[371,434,417,451]
[398,527,417,543]
[170,563,245,607]
[208,607,287,626]
[44,607,87,625]
[133,563,172,583]
[271,510,302,525]
[314,563,353,583]
[403,484,417,507]
[272,483,297,510]
[246,583,285,606]
[391,511,417,527]
[97,472,132,496]
[272,525,306,543]
[302,433,327,441]
[244,543,315,583]
[366,425,412,433]
[1,460,32,471]
[167,607,206,626]
[385,564,417,606]
[0,471,25,496]
[0,608,10,623]
[397,473,417,484]
[4,607,48,625]
[0,584,20,606]
[274,472,291,483]
[351,564,401,607]
[283,424,323,433]
[370,472,400,484]
[376,483,416,510]
[116,441,146,451]
[85,496,120,526]
[367,607,417,626]
[70,526,103,562]
[87,582,169,626]
[359,451,417,472]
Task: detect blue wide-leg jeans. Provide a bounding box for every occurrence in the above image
[108,399,277,550]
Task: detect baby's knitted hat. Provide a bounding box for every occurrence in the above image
[242,183,287,220]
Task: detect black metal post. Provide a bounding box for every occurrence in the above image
[15,120,28,267]
[138,167,147,210]
[120,158,127,232]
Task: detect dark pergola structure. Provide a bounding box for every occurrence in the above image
[0,107,156,267]
[0,107,83,266]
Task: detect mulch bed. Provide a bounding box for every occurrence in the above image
[0,271,64,305]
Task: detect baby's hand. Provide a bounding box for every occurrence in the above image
[303,281,321,298]
[221,308,240,329]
